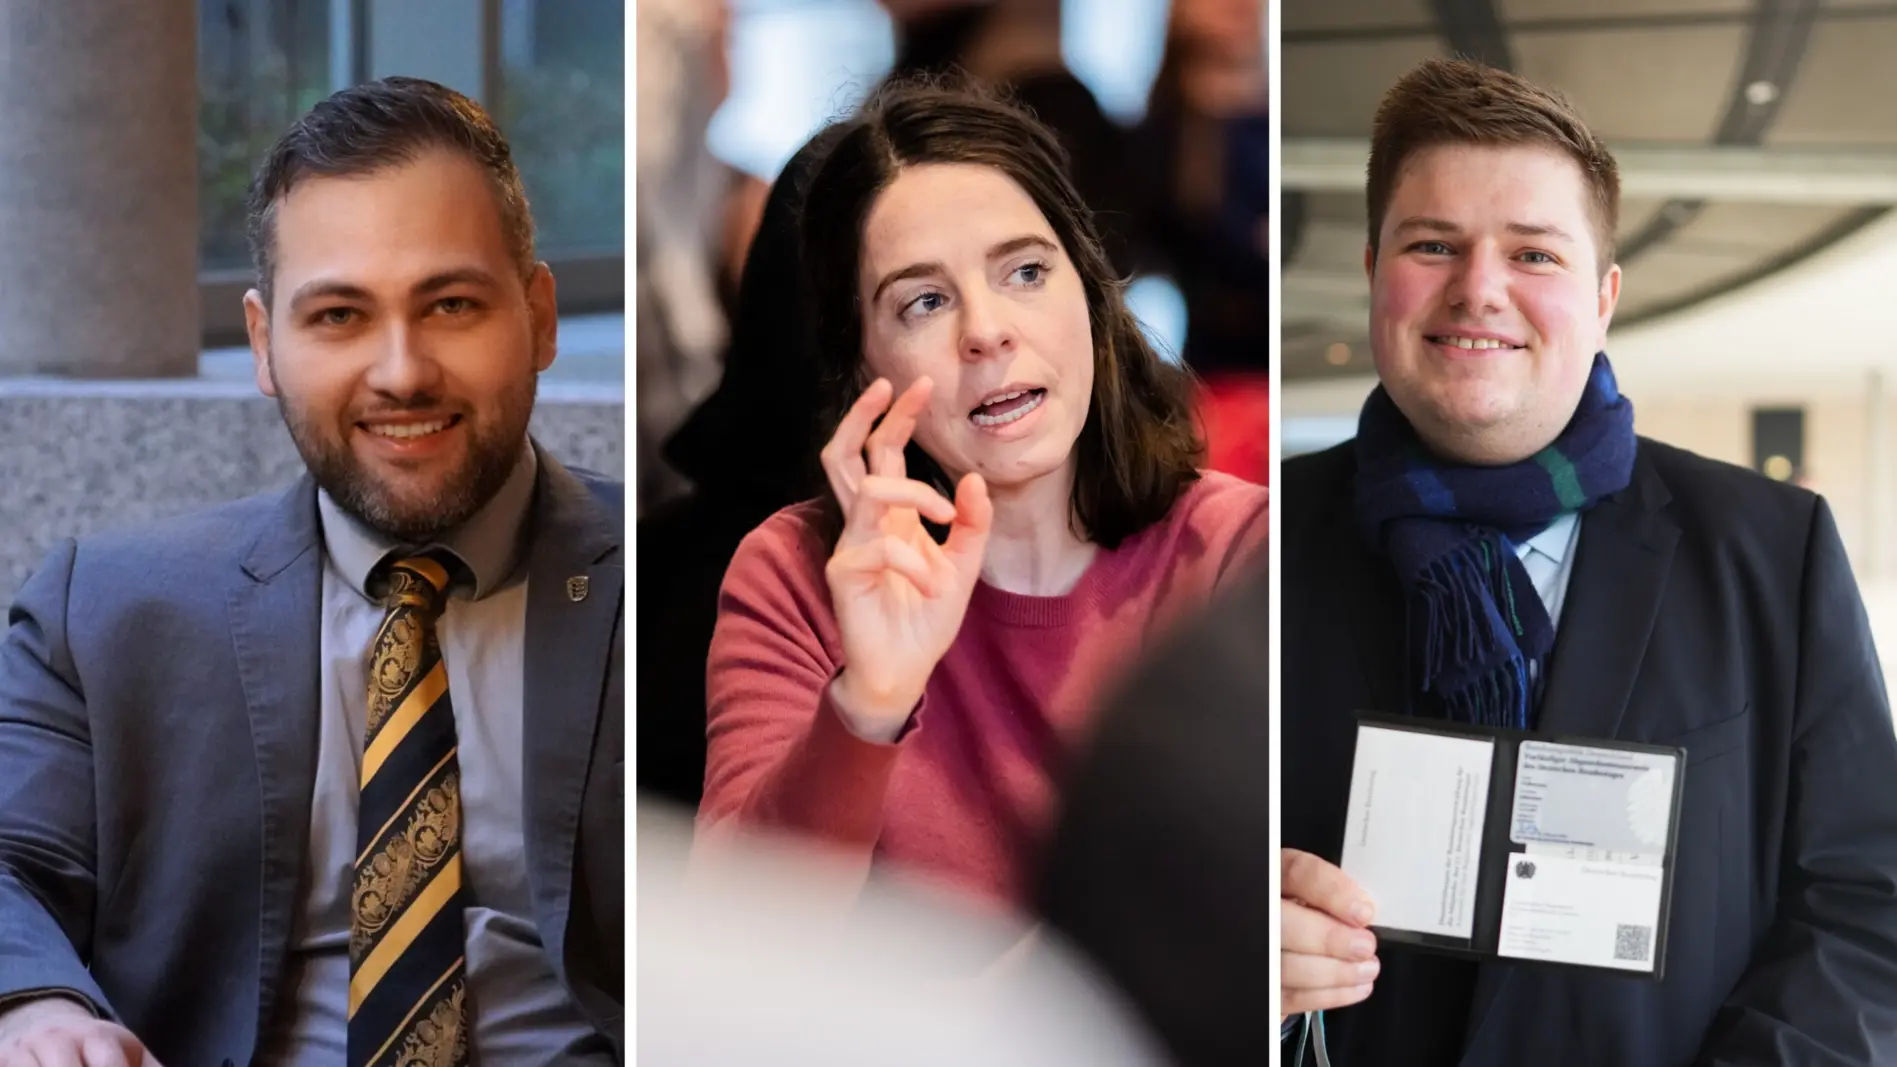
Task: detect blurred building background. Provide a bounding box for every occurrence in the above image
[1280,0,1897,692]
[0,0,625,594]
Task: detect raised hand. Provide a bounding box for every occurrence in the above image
[820,377,992,742]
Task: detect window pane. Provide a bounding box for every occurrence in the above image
[197,0,333,272]
[496,0,625,256]
[199,0,626,270]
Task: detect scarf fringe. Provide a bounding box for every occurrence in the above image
[1412,537,1534,729]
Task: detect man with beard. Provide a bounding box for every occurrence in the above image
[0,78,622,1067]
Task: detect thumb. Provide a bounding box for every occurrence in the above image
[1283,848,1376,926]
[943,472,992,574]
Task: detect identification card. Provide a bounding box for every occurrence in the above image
[1336,714,1685,979]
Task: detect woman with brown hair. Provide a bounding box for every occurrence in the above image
[697,80,1266,906]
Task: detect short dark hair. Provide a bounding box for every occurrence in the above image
[1368,59,1620,273]
[799,78,1202,549]
[245,76,535,308]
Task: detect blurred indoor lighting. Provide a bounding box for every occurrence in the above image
[707,0,895,180]
[710,0,1184,178]
[1126,275,1188,364]
[1062,0,1170,123]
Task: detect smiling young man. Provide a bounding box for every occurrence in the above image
[0,79,622,1067]
[1280,59,1897,1065]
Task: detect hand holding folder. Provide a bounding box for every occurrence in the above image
[1338,714,1686,979]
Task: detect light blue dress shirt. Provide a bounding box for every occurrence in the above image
[1517,511,1582,646]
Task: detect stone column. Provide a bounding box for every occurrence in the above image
[0,2,199,377]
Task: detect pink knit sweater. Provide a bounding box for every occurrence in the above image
[698,471,1268,905]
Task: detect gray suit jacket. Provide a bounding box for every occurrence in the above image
[0,448,624,1066]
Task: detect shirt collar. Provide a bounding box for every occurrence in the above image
[317,441,539,601]
[1522,510,1581,567]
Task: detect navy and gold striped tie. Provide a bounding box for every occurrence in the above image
[349,553,471,1067]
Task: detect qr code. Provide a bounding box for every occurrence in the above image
[1615,924,1653,963]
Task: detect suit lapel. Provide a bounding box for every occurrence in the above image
[1461,445,1680,1060]
[228,478,325,1043]
[1339,532,1409,717]
[1310,459,1409,718]
[520,448,623,975]
[1290,468,1409,874]
[1533,447,1680,741]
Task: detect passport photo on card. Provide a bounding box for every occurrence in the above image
[1337,713,1686,979]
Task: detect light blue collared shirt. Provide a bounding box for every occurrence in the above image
[1517,511,1582,641]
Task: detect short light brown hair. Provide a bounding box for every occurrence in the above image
[1367,58,1620,274]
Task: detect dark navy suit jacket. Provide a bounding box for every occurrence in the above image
[1284,438,1897,1066]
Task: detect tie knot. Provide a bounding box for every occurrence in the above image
[380,553,455,616]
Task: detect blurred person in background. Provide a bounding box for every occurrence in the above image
[880,0,1146,279]
[638,126,845,810]
[696,80,1267,910]
[635,0,769,513]
[1143,0,1269,484]
[0,79,622,1067]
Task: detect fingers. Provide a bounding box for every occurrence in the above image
[838,475,958,551]
[1283,948,1381,993]
[820,378,895,512]
[86,1033,143,1067]
[822,376,934,509]
[3,1033,136,1067]
[21,1042,80,1067]
[942,472,993,570]
[79,1037,130,1067]
[1282,978,1376,1017]
[0,1012,156,1067]
[4,1047,54,1067]
[866,377,933,479]
[855,476,957,526]
[1280,857,1380,1020]
[828,534,937,596]
[1282,848,1376,926]
[1281,897,1377,960]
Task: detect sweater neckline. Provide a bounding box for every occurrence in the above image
[968,537,1136,627]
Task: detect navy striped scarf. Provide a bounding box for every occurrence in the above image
[1354,353,1636,728]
